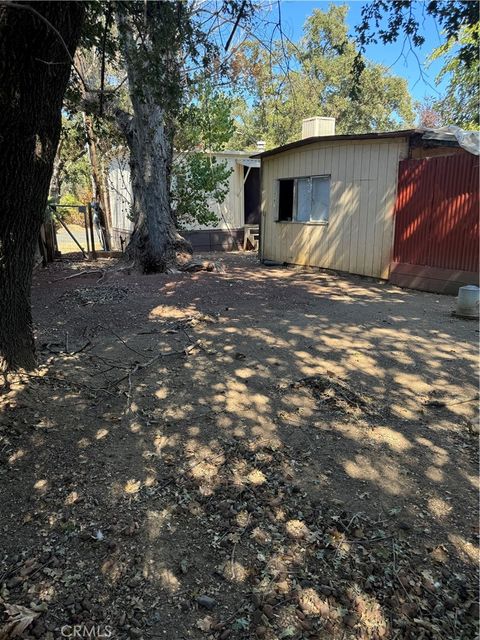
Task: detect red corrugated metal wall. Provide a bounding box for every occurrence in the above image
[393,153,479,272]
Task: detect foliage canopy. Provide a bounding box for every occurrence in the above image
[229,5,415,149]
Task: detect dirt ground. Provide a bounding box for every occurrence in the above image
[0,252,478,640]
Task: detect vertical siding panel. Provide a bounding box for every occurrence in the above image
[461,153,477,271]
[393,152,479,274]
[332,145,342,270]
[263,159,273,260]
[380,143,399,278]
[273,158,281,262]
[265,159,270,259]
[340,143,355,272]
[270,160,276,260]
[357,144,371,275]
[350,143,370,274]
[331,144,343,270]
[235,160,243,228]
[260,160,266,258]
[365,144,379,276]
[326,146,339,268]
[452,158,465,270]
[371,142,389,277]
[318,144,329,267]
[453,157,465,269]
[348,144,361,274]
[262,159,268,259]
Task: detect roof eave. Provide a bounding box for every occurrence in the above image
[251,129,422,159]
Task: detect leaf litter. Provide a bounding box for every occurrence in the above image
[1,254,478,640]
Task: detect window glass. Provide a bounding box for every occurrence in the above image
[296,178,311,222]
[277,176,330,223]
[311,177,330,222]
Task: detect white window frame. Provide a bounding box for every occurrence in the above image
[277,175,330,224]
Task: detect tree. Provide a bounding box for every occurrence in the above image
[173,154,232,229]
[230,5,415,149]
[0,0,251,370]
[173,83,234,229]
[430,25,479,129]
[49,114,91,205]
[354,0,479,89]
[113,0,252,272]
[114,1,194,272]
[416,97,442,129]
[0,2,84,371]
[73,47,123,246]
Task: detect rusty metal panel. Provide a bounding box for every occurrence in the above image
[393,154,479,274]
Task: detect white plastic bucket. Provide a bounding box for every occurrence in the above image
[456,285,480,318]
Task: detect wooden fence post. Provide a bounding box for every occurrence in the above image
[87,203,97,260]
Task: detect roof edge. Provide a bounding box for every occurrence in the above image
[251,129,422,159]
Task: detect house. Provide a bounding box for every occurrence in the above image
[254,118,479,293]
[107,150,261,253]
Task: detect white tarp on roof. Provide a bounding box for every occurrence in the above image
[422,126,480,156]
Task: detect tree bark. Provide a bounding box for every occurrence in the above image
[83,113,111,250]
[100,156,113,237]
[0,2,84,371]
[49,138,64,202]
[74,50,113,249]
[116,2,192,273]
[123,101,191,273]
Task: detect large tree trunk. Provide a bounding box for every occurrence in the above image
[123,101,191,273]
[117,2,192,273]
[0,2,84,371]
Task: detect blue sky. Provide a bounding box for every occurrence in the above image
[267,0,448,102]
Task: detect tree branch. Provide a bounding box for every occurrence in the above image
[224,0,247,51]
[99,4,113,117]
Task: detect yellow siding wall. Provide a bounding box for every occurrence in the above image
[261,138,408,278]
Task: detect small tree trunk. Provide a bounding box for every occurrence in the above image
[100,156,113,235]
[0,2,84,371]
[49,139,64,202]
[74,51,112,250]
[83,113,111,249]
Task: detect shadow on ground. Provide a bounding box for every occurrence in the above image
[0,253,478,640]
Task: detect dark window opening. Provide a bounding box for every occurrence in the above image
[278,179,294,221]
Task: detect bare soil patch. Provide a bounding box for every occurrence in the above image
[0,253,478,640]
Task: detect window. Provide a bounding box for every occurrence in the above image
[277,176,330,223]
